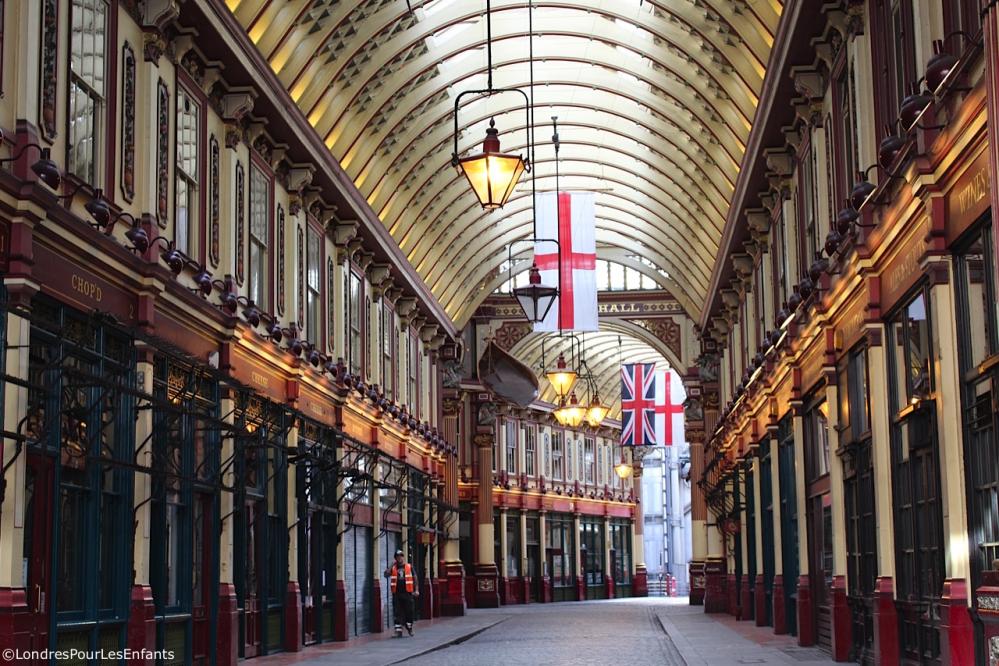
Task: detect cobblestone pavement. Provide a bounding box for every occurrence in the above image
[258,597,837,666]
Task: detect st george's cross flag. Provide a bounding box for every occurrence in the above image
[654,368,686,446]
[621,363,657,446]
[533,191,598,332]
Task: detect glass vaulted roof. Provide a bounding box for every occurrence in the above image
[227,0,781,324]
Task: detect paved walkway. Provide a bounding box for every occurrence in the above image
[257,597,836,666]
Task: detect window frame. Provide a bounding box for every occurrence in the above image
[247,157,274,312]
[551,430,564,481]
[173,75,205,262]
[304,219,324,344]
[66,0,112,188]
[523,424,536,477]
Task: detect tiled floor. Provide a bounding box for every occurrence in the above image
[256,597,837,665]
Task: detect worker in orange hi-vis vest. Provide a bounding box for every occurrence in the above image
[384,549,419,636]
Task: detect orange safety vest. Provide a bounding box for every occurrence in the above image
[390,563,415,593]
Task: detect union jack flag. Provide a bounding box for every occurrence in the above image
[621,363,657,446]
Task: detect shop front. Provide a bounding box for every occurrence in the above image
[546,513,577,602]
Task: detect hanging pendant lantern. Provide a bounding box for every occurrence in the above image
[545,352,577,398]
[456,119,526,210]
[513,263,557,323]
[585,392,610,428]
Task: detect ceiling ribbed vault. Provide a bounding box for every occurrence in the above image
[227,0,781,322]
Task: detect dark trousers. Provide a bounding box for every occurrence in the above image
[393,591,416,627]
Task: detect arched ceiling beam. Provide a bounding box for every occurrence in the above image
[365,102,734,221]
[391,135,730,253]
[441,221,710,324]
[264,1,768,127]
[327,32,757,164]
[423,197,713,306]
[405,160,724,275]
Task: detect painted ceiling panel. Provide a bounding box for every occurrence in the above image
[227,0,780,321]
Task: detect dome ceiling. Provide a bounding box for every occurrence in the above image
[226,0,781,323]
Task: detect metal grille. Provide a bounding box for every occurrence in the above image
[844,439,876,664]
[777,415,798,636]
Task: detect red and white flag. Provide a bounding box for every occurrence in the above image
[533,191,598,332]
[654,368,686,446]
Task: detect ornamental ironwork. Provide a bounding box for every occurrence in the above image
[297,224,304,327]
[235,161,245,284]
[156,79,169,227]
[39,0,58,141]
[120,42,136,202]
[209,135,220,267]
[277,204,286,316]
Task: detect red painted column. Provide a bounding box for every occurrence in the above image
[873,577,899,665]
[754,575,767,627]
[283,582,303,651]
[727,573,739,617]
[0,588,33,661]
[939,579,974,666]
[370,579,383,634]
[689,561,706,605]
[796,575,815,647]
[441,561,466,615]
[333,579,350,641]
[740,574,754,622]
[829,575,852,662]
[703,559,727,613]
[216,583,240,665]
[772,575,787,634]
[126,585,156,665]
[605,575,615,600]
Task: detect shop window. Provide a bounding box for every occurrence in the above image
[523,424,536,477]
[407,333,418,411]
[887,287,943,662]
[345,270,363,377]
[305,225,322,342]
[955,222,999,599]
[584,437,595,484]
[944,0,982,43]
[772,209,790,309]
[873,0,917,132]
[25,304,134,651]
[552,431,564,480]
[380,301,394,399]
[890,291,932,411]
[835,61,859,203]
[67,0,108,185]
[248,164,271,310]
[799,141,819,271]
[580,520,604,585]
[505,420,518,475]
[804,399,830,481]
[839,346,871,445]
[506,515,521,577]
[174,85,200,257]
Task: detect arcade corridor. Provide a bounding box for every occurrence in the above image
[2,0,999,665]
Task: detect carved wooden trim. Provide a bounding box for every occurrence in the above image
[327,258,335,353]
[297,223,304,328]
[156,79,170,227]
[277,204,286,316]
[209,134,220,267]
[235,161,245,285]
[120,42,136,202]
[39,0,59,142]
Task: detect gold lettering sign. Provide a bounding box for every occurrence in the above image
[957,167,989,216]
[947,149,991,237]
[251,371,269,389]
[70,274,103,302]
